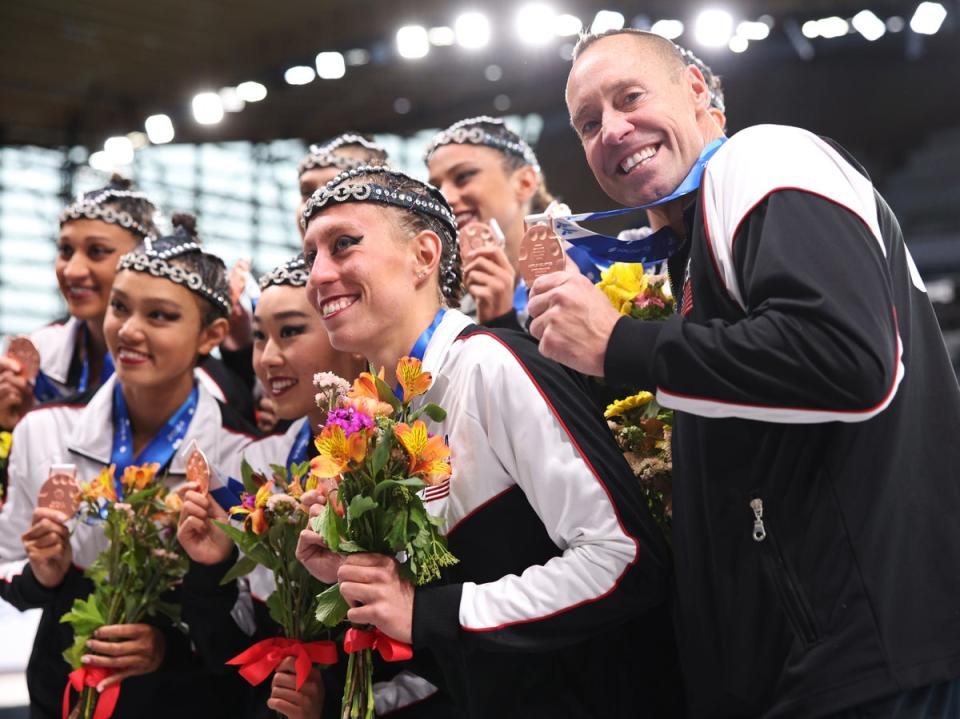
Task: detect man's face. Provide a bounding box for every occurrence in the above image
[566,35,711,207]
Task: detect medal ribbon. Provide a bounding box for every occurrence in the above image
[544,138,726,267]
[285,420,313,479]
[395,308,446,396]
[111,382,198,498]
[34,323,116,402]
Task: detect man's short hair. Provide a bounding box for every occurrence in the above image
[571,29,725,113]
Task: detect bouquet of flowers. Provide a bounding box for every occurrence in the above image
[213,459,338,690]
[310,358,457,719]
[597,263,675,532]
[61,463,187,719]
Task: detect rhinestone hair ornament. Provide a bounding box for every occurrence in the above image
[297,133,387,177]
[59,187,155,239]
[423,116,540,172]
[300,165,461,303]
[116,227,231,318]
[259,254,309,290]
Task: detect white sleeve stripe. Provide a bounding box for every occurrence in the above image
[702,125,885,312]
[454,331,640,632]
[657,322,904,424]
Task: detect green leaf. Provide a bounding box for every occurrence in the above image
[373,374,402,411]
[319,504,341,552]
[347,495,377,522]
[373,477,425,500]
[269,464,288,482]
[418,403,447,422]
[213,519,248,545]
[220,554,258,585]
[314,584,349,627]
[370,426,393,477]
[240,458,258,495]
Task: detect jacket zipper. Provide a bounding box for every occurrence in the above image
[748,497,819,644]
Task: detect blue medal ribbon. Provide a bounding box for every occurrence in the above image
[549,138,726,267]
[33,323,115,401]
[110,382,199,500]
[286,420,312,479]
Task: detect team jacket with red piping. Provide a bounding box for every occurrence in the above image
[0,375,257,718]
[409,310,680,718]
[603,124,960,718]
[181,419,454,718]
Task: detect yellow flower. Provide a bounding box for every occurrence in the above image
[121,462,160,494]
[395,421,451,485]
[396,356,432,404]
[604,391,655,419]
[310,425,368,479]
[0,431,12,460]
[596,263,649,315]
[79,465,117,503]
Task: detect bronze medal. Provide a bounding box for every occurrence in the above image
[459,222,494,262]
[185,441,211,494]
[37,464,79,516]
[7,336,41,382]
[518,223,566,287]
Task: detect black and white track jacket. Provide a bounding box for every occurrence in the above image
[410,310,680,718]
[605,124,960,718]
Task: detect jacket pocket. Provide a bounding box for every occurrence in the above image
[749,496,820,646]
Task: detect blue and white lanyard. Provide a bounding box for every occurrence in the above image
[110,382,198,499]
[285,420,312,478]
[550,138,726,268]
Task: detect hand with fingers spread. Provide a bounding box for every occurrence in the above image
[338,554,414,645]
[295,494,343,585]
[462,244,516,323]
[527,270,622,377]
[0,356,33,429]
[176,482,234,565]
[267,656,325,719]
[82,623,165,690]
[21,507,72,588]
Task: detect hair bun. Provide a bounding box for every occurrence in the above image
[107,173,134,191]
[170,212,199,240]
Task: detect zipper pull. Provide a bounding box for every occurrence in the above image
[750,498,767,542]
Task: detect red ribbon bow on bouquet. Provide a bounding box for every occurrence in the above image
[343,627,413,661]
[227,637,338,690]
[62,668,120,719]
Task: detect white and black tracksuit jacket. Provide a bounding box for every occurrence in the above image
[408,310,679,718]
[604,124,960,718]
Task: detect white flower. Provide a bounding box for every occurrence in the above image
[266,493,298,513]
[314,372,351,408]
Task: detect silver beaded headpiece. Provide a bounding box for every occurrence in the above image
[59,188,155,238]
[259,254,308,291]
[301,166,461,304]
[423,116,540,172]
[116,233,231,318]
[297,133,387,177]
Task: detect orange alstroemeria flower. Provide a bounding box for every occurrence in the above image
[249,507,268,535]
[394,421,452,486]
[396,356,432,404]
[310,425,368,479]
[80,464,117,503]
[345,369,394,417]
[121,462,160,494]
[229,481,275,535]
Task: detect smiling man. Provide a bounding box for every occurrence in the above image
[527,29,960,719]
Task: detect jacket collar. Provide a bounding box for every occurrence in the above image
[37,317,83,385]
[66,373,223,475]
[420,309,474,379]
